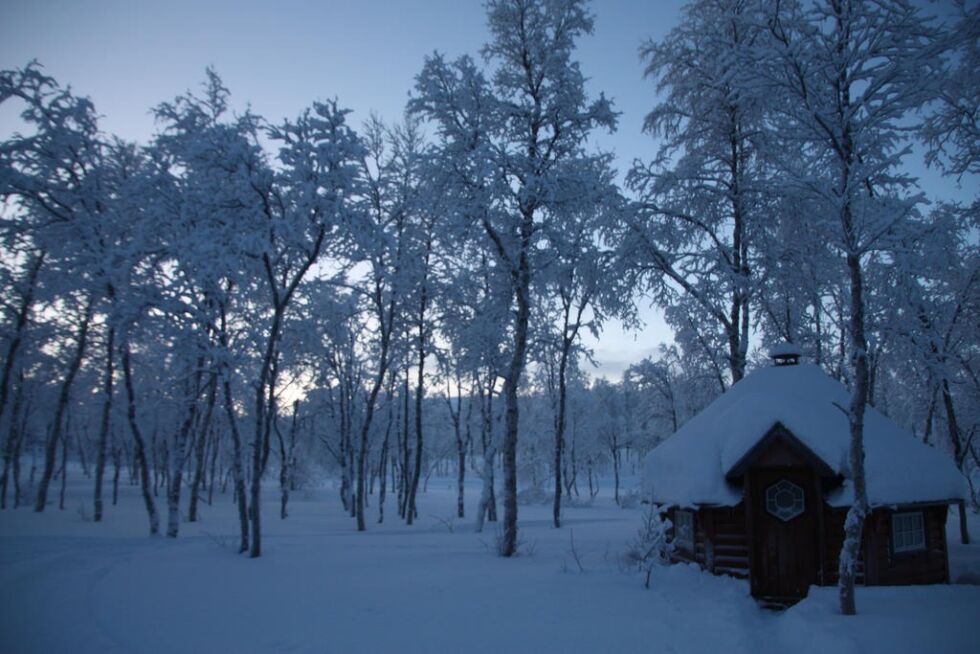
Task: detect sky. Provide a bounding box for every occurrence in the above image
[0,0,971,379]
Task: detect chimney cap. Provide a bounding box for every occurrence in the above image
[770,342,802,366]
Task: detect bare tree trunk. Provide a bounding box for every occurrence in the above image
[475,439,497,533]
[612,442,621,506]
[356,341,390,531]
[475,375,497,532]
[168,359,204,538]
[456,389,473,519]
[399,371,411,519]
[278,400,299,519]
[377,384,395,524]
[0,251,44,439]
[35,295,94,512]
[941,378,963,466]
[188,374,217,522]
[58,426,69,510]
[923,383,937,444]
[456,431,466,520]
[221,377,249,553]
[93,323,115,522]
[75,426,90,479]
[12,393,28,508]
[336,384,352,513]
[207,425,220,506]
[552,312,579,529]
[111,440,121,506]
[565,415,578,498]
[406,317,427,525]
[838,253,870,615]
[217,295,249,552]
[499,228,532,556]
[1,371,27,509]
[122,343,159,536]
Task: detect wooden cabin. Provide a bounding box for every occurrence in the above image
[642,347,966,605]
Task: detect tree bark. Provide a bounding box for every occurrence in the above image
[168,358,204,538]
[217,295,249,553]
[111,440,121,506]
[355,341,390,531]
[0,251,44,437]
[93,321,115,522]
[188,374,218,522]
[406,305,428,526]
[838,254,870,615]
[500,244,531,556]
[475,374,498,532]
[278,400,299,519]
[58,425,69,510]
[552,338,570,528]
[222,376,250,553]
[377,384,395,524]
[1,371,27,509]
[35,295,94,512]
[122,343,159,536]
[399,371,411,519]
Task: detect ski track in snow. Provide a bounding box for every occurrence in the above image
[1,474,978,654]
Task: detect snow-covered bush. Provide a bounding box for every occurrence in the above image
[516,485,552,506]
[618,489,642,509]
[562,494,594,509]
[623,505,673,588]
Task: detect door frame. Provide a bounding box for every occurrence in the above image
[747,466,819,601]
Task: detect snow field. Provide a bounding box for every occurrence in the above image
[1,474,978,653]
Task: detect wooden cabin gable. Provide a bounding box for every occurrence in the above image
[726,423,837,481]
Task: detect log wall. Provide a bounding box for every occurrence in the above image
[667,503,950,588]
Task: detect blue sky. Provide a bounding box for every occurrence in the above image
[0,0,971,379]
[0,0,683,164]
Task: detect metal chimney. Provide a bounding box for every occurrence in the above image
[770,342,802,366]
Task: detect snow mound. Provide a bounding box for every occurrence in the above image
[643,363,966,507]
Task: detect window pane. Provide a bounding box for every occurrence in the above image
[892,511,925,552]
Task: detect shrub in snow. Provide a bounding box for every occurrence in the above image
[76,502,92,523]
[517,485,553,506]
[563,494,594,509]
[624,505,673,589]
[618,489,642,509]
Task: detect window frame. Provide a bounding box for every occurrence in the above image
[673,509,694,552]
[890,510,926,554]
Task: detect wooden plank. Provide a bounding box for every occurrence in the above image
[717,546,749,556]
[744,472,756,596]
[702,508,716,573]
[814,474,826,584]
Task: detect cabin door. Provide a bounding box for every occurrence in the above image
[750,467,818,601]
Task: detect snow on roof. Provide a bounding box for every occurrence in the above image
[642,363,966,508]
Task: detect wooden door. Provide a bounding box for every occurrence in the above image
[749,467,818,601]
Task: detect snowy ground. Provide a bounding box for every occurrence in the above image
[1,473,978,654]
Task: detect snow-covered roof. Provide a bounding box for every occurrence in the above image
[642,363,966,508]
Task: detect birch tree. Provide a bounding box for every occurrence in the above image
[764,0,944,615]
[622,0,772,386]
[412,0,617,556]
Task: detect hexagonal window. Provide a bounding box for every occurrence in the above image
[765,479,805,522]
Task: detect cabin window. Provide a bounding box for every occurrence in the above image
[673,510,694,551]
[765,479,805,522]
[891,511,926,553]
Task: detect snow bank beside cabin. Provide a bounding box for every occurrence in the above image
[643,363,966,508]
